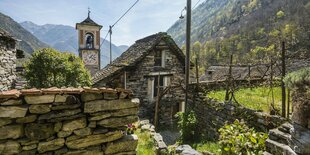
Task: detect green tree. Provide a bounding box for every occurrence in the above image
[24,48,92,88]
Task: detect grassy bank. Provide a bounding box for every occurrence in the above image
[135,129,156,155]
[208,86,287,113]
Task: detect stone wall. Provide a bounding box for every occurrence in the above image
[0,33,16,91]
[0,87,139,155]
[189,92,286,140]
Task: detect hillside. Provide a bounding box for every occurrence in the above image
[0,12,48,55]
[167,0,310,70]
[20,21,128,68]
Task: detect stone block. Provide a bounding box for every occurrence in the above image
[54,147,68,155]
[16,115,37,123]
[105,135,138,154]
[22,144,37,151]
[73,127,92,136]
[29,104,51,114]
[37,138,65,153]
[54,95,78,104]
[104,92,119,100]
[0,141,21,155]
[81,93,103,102]
[65,131,123,149]
[64,150,103,155]
[0,99,22,105]
[62,117,87,132]
[84,99,139,113]
[0,125,23,140]
[38,109,81,121]
[98,115,138,128]
[25,123,55,140]
[89,113,111,121]
[58,131,72,138]
[0,106,28,118]
[93,128,108,135]
[0,118,12,127]
[25,95,55,104]
[54,122,62,132]
[51,102,81,111]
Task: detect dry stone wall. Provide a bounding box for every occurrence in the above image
[0,87,139,155]
[189,92,286,140]
[0,35,16,91]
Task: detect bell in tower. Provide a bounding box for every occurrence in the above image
[76,9,102,75]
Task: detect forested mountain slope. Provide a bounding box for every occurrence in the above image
[0,12,48,55]
[168,0,310,70]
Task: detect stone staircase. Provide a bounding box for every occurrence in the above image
[264,123,297,155]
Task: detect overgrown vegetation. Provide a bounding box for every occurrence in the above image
[190,141,221,155]
[284,67,310,90]
[176,111,198,143]
[208,86,283,112]
[218,120,268,154]
[135,129,156,155]
[24,48,92,88]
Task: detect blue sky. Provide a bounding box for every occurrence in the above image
[0,0,202,46]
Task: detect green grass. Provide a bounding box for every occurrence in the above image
[191,141,221,155]
[208,86,288,113]
[135,129,156,155]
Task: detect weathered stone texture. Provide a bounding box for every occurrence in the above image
[65,131,123,149]
[25,123,55,140]
[25,95,55,104]
[62,117,87,132]
[0,34,17,91]
[0,106,28,118]
[98,115,138,128]
[0,90,139,154]
[84,99,139,113]
[105,135,138,154]
[37,138,65,153]
[0,125,23,140]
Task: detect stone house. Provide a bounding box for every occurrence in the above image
[93,32,186,125]
[0,29,17,91]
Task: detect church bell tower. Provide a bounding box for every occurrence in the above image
[76,9,102,75]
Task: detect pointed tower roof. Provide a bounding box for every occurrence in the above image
[76,9,102,29]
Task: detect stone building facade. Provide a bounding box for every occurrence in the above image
[93,32,186,126]
[0,29,17,91]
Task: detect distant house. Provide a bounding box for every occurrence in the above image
[93,32,186,125]
[200,65,281,82]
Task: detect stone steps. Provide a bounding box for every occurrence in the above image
[265,139,296,155]
[269,128,291,145]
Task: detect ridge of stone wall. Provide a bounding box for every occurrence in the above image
[189,92,286,140]
[0,87,139,155]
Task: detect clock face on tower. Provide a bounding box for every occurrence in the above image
[82,50,98,65]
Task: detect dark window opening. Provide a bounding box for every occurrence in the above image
[85,33,94,49]
[154,50,162,67]
[153,75,164,98]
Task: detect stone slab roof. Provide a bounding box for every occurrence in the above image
[92,32,186,84]
[0,87,132,99]
[200,64,282,82]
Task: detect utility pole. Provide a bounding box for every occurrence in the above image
[281,41,286,118]
[185,0,191,113]
[109,26,112,64]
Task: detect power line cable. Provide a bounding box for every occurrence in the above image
[192,0,202,9]
[111,0,139,28]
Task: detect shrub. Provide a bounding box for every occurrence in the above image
[24,48,92,88]
[176,110,198,143]
[218,119,268,154]
[284,67,310,90]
